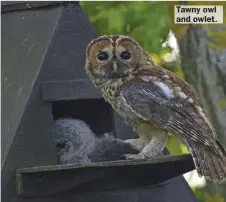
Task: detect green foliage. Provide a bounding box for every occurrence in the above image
[194,191,225,202]
[218,99,226,111]
[81,2,171,54]
[167,135,189,154]
[205,194,225,202]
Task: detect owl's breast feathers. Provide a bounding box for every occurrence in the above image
[101,66,225,158]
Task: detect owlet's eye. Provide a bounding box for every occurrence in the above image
[97,51,109,61]
[120,51,131,60]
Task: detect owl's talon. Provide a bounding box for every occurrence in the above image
[123,139,149,152]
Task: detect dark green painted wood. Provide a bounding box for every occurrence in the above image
[39,3,97,82]
[1,4,63,167]
[1,1,65,13]
[41,79,102,101]
[16,154,194,197]
[18,154,192,173]
[2,86,57,201]
[1,4,65,202]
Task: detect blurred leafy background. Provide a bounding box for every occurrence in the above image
[80,1,226,202]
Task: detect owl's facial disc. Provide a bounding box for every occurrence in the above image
[86,35,141,80]
[96,50,133,79]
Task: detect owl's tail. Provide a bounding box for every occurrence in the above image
[185,139,226,184]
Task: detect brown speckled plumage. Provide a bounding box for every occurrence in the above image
[85,35,226,183]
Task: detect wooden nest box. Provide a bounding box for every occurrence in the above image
[1,2,198,202]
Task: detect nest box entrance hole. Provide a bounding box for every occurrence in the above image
[52,99,114,136]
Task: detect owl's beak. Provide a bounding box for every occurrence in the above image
[110,60,127,78]
[112,61,118,72]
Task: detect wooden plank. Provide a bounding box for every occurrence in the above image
[18,154,192,173]
[41,80,102,101]
[1,1,66,13]
[1,4,63,168]
[2,85,57,202]
[74,177,198,202]
[39,3,97,82]
[16,154,195,197]
[1,3,64,202]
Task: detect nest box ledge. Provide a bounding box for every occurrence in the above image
[16,154,194,197]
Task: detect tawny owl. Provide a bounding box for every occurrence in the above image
[84,35,226,183]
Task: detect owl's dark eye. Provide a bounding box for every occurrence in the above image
[56,141,66,149]
[97,51,109,61]
[120,51,131,60]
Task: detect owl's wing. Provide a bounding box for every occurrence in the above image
[120,82,219,155]
[139,66,200,104]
